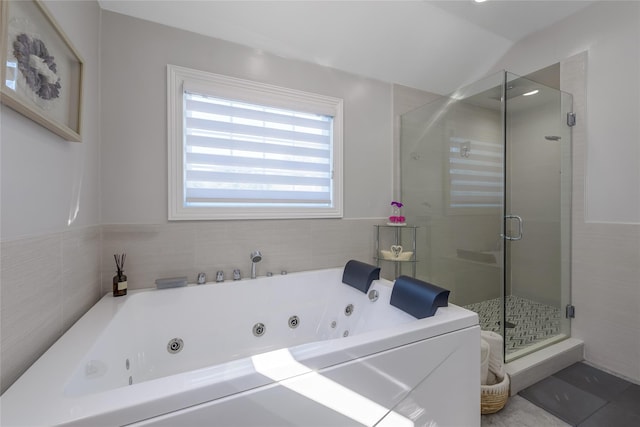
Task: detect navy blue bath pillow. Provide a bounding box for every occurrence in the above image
[342,260,380,293]
[390,276,450,318]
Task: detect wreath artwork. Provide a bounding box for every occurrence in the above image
[12,33,61,100]
[1,0,82,142]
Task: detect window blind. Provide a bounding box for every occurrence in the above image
[449,137,503,208]
[184,92,334,207]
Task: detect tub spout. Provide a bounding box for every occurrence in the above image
[250,250,262,279]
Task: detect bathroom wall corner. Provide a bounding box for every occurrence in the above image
[1,234,64,394]
[62,226,102,330]
[0,225,102,394]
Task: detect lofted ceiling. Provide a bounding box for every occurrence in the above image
[97,0,595,94]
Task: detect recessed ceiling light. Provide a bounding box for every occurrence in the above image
[522,89,540,96]
[474,0,488,3]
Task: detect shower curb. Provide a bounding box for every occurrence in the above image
[505,338,584,396]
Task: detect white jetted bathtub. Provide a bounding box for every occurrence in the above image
[1,267,480,426]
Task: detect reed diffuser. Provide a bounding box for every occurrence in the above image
[113,253,128,297]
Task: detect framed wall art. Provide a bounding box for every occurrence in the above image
[1,0,83,142]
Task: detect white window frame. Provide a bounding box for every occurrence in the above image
[167,65,343,220]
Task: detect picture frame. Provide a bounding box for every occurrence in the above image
[0,0,83,142]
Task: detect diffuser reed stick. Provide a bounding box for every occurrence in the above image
[114,253,126,275]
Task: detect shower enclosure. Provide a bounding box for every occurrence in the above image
[400,70,572,361]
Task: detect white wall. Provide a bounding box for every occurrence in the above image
[96,11,395,295]
[491,1,640,224]
[1,1,102,240]
[100,11,392,224]
[0,0,102,393]
[492,1,640,382]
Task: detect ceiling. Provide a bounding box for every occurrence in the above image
[97,0,596,94]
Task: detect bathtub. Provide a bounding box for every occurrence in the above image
[1,267,480,426]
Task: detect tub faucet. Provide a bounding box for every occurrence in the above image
[197,272,206,285]
[250,250,262,279]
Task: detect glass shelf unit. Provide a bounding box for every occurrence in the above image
[374,225,418,278]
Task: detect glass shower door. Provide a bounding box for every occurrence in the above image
[400,71,506,324]
[400,70,572,362]
[503,72,572,361]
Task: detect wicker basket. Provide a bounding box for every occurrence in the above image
[481,373,510,414]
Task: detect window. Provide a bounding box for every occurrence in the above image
[448,136,503,209]
[168,65,343,220]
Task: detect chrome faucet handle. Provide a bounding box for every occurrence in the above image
[197,272,206,285]
[233,269,241,280]
[216,271,224,282]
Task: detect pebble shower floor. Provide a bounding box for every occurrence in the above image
[464,295,562,353]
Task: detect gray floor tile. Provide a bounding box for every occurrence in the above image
[482,395,571,427]
[578,402,640,427]
[554,362,632,401]
[610,383,640,416]
[520,376,608,425]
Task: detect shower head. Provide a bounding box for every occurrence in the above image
[250,250,262,279]
[250,250,262,263]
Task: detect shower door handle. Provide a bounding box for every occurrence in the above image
[503,215,523,241]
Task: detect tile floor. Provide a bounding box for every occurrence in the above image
[482,395,571,426]
[464,295,561,354]
[483,362,640,427]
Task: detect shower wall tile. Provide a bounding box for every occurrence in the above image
[101,218,381,291]
[0,226,101,394]
[101,223,197,290]
[572,223,640,382]
[561,52,587,225]
[193,219,315,280]
[62,227,102,330]
[310,219,376,270]
[193,221,244,275]
[1,234,63,393]
[563,51,640,383]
